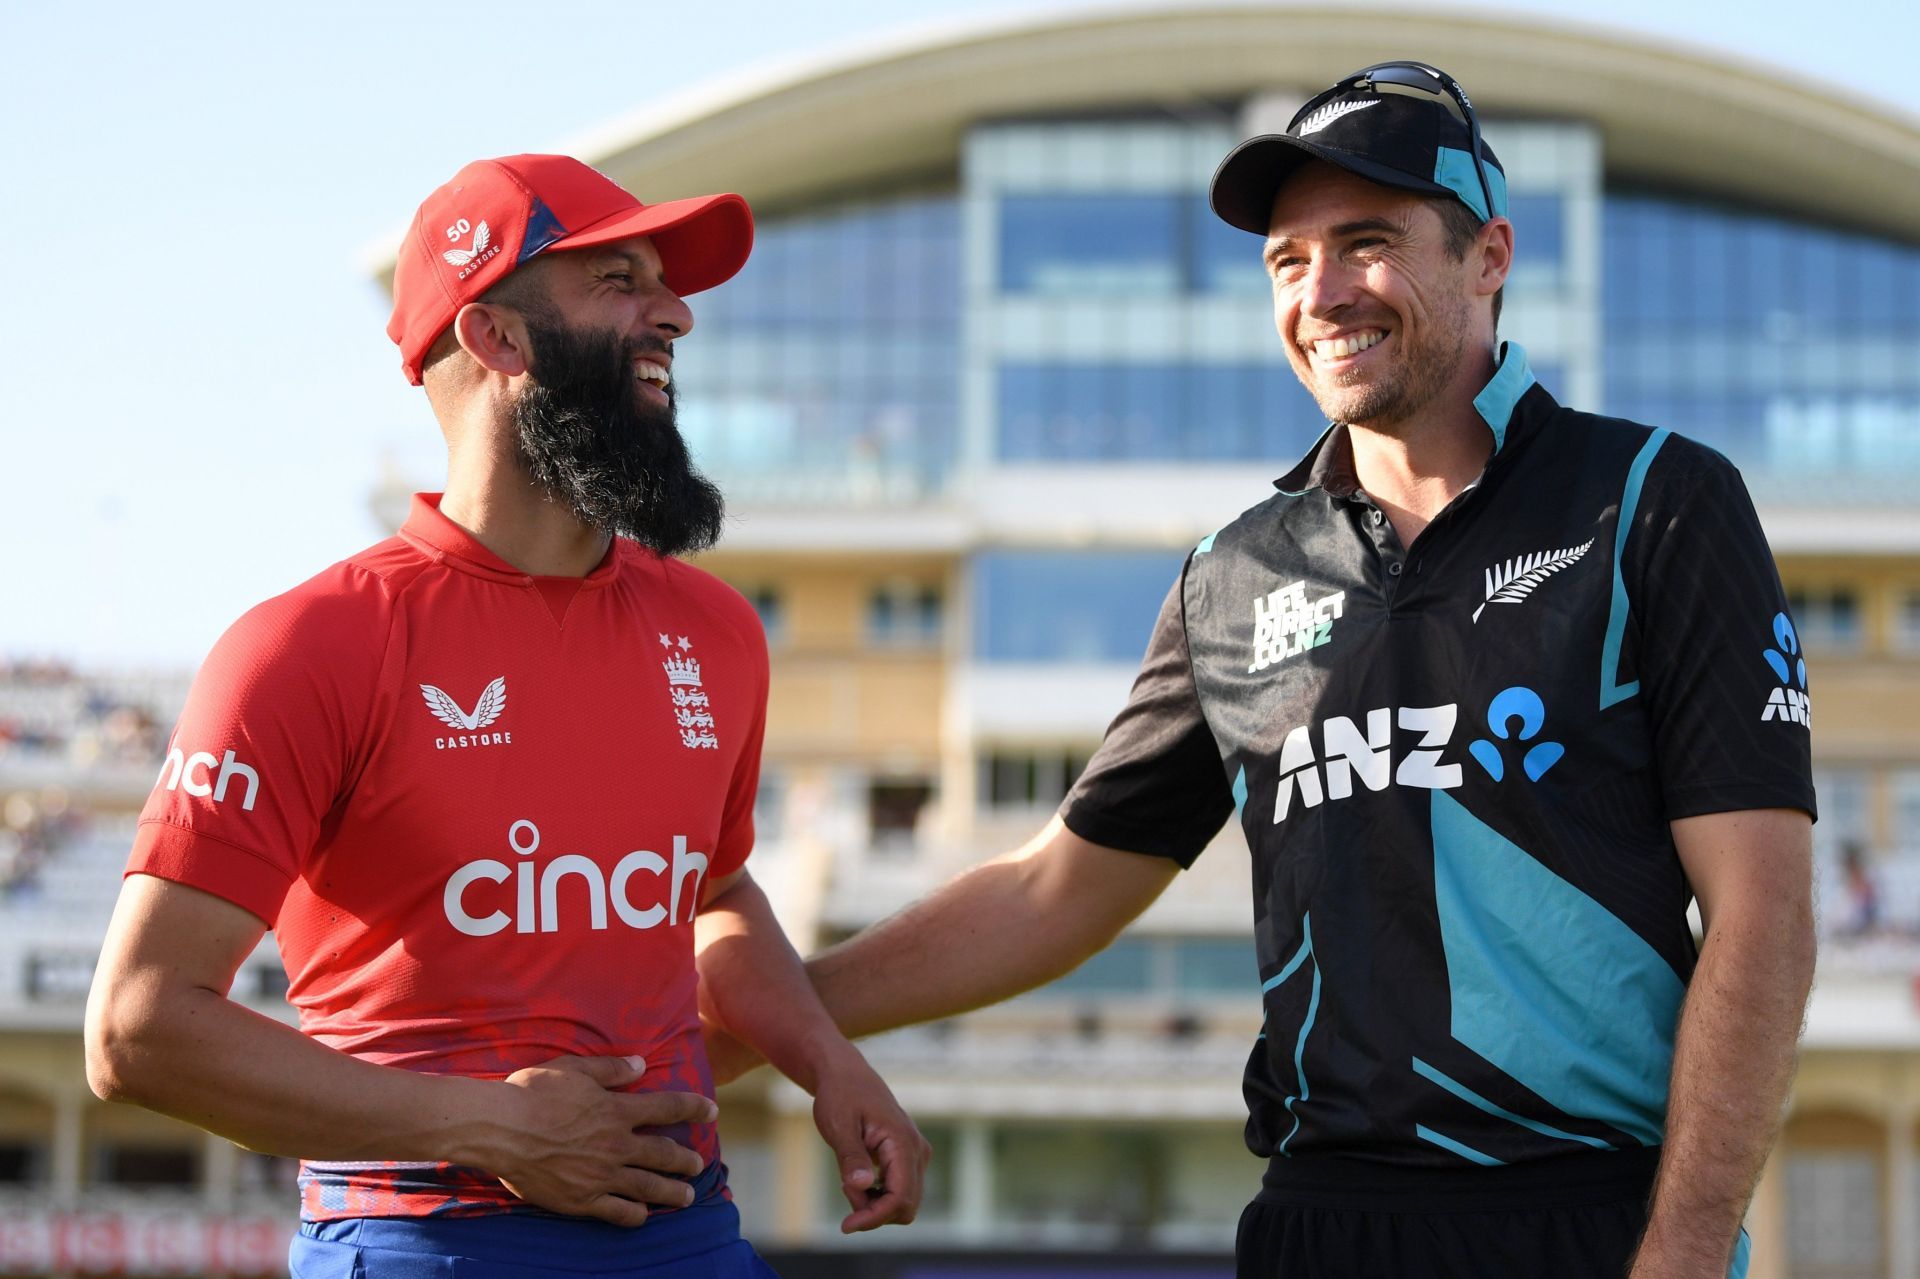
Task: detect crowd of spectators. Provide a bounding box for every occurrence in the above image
[0,788,84,899]
[0,663,171,769]
[0,661,181,898]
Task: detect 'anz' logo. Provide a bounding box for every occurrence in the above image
[1272,705,1461,822]
[1269,688,1565,823]
[1761,612,1811,727]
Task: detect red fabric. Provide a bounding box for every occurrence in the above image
[129,493,768,1217]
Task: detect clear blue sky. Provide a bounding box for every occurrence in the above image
[4,0,1913,667]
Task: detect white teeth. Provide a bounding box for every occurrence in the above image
[634,361,671,388]
[1309,330,1385,360]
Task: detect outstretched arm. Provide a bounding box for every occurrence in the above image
[1629,808,1815,1278]
[87,874,715,1226]
[703,816,1179,1077]
[695,867,929,1232]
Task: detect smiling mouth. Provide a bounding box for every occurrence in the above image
[1303,329,1388,365]
[633,359,671,393]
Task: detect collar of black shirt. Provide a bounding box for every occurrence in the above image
[1274,340,1551,500]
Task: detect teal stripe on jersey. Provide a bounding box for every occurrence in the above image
[1472,342,1535,452]
[1431,791,1680,1147]
[1278,914,1320,1157]
[1411,1056,1613,1150]
[1600,429,1671,709]
[1414,1124,1506,1166]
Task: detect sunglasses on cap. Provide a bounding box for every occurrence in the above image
[1290,61,1499,227]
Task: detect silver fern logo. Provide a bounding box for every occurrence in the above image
[1296,98,1380,137]
[1472,541,1595,623]
[442,221,492,268]
[421,677,507,731]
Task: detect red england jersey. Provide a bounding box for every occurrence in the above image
[128,494,767,1220]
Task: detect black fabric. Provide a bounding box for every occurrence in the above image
[1057,348,1814,1173]
[1234,1193,1653,1279]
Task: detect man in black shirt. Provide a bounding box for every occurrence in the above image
[708,63,1814,1279]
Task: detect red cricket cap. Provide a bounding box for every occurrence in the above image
[387,154,754,384]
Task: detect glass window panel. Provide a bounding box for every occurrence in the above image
[1192,194,1270,295]
[974,550,1183,663]
[1603,190,1920,494]
[1039,939,1154,995]
[1000,194,1182,296]
[1786,1151,1883,1270]
[1506,193,1565,271]
[997,363,1323,463]
[1896,591,1920,653]
[1174,938,1258,993]
[1893,771,1920,852]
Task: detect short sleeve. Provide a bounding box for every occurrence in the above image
[129,576,383,924]
[1059,572,1235,867]
[1627,442,1817,822]
[709,608,769,881]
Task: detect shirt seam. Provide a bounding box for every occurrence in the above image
[135,817,296,890]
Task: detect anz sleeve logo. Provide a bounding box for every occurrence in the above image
[1761,612,1811,727]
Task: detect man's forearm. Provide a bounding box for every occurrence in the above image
[696,872,860,1093]
[88,977,511,1167]
[1633,913,1815,1275]
[803,821,1176,1041]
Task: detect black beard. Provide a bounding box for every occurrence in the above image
[511,313,725,558]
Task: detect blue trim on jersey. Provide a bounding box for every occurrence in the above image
[1414,1123,1506,1166]
[1411,1056,1613,1151]
[1600,429,1671,709]
[1433,147,1509,221]
[1472,342,1535,453]
[1277,914,1320,1157]
[1196,529,1221,555]
[1231,765,1248,815]
[1431,791,1680,1147]
[1263,925,1312,993]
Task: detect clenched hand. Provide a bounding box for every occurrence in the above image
[482,1054,717,1227]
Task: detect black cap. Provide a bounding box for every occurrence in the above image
[1209,69,1507,236]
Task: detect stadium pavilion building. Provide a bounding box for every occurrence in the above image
[5,6,1920,1278]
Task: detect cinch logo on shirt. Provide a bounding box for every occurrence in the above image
[1250,581,1347,673]
[156,747,261,812]
[442,820,709,937]
[1760,612,1812,727]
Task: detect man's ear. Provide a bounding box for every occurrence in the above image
[452,302,532,378]
[1476,216,1515,297]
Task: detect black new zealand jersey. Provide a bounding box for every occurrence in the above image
[1062,344,1815,1169]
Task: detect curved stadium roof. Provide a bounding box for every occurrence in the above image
[585,6,1920,223]
[373,3,1920,285]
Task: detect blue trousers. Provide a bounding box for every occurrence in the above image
[290,1199,779,1278]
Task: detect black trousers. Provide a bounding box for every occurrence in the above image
[1234,1148,1726,1279]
